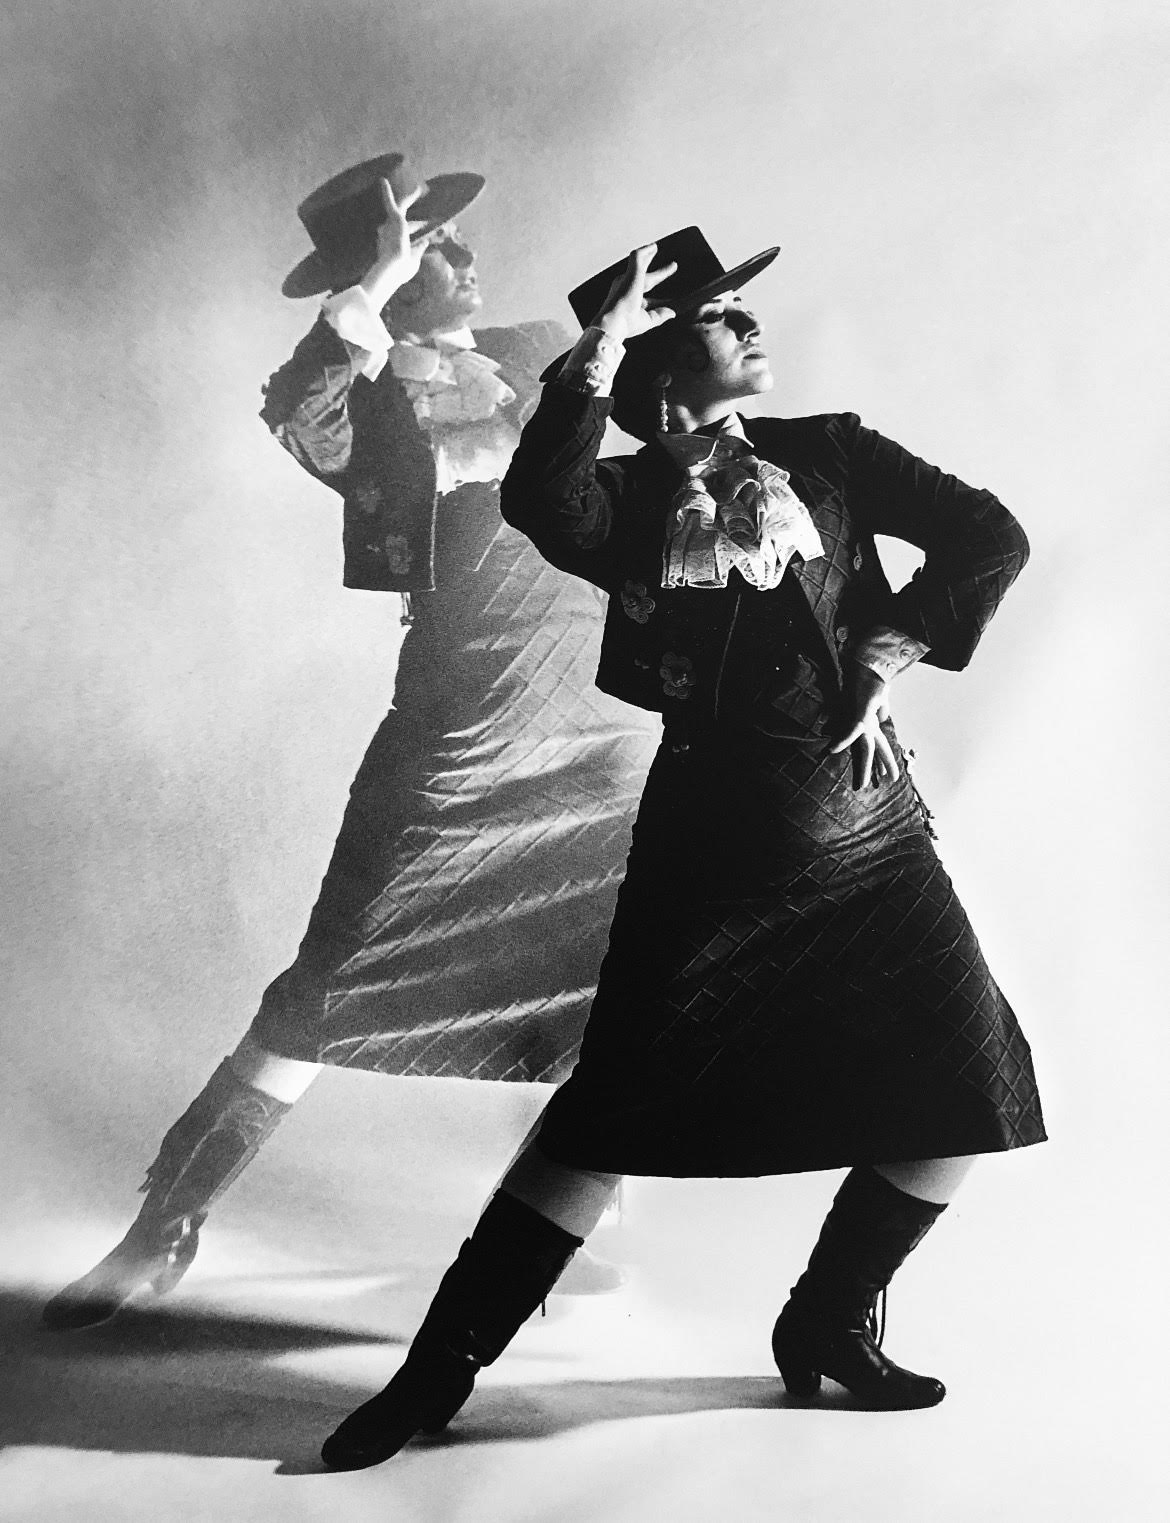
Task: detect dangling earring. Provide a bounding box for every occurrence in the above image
[656,373,673,434]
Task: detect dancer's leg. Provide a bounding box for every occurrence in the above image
[321,1189,585,1471]
[42,1050,296,1330]
[874,1154,976,1205]
[319,1127,627,1470]
[771,1163,954,1408]
[229,1032,322,1103]
[47,707,439,1332]
[497,1141,621,1240]
[480,1101,627,1295]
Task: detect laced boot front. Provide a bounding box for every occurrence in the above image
[771,1167,947,1410]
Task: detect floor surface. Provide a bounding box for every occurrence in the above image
[2,1075,1162,1523]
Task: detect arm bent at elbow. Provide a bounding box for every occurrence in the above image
[841,413,1030,671]
[501,383,627,583]
[260,317,361,481]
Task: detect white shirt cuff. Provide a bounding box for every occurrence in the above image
[556,326,626,396]
[321,286,394,381]
[852,626,931,683]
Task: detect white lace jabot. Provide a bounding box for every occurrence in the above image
[658,420,824,590]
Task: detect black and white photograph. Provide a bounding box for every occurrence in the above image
[2,2,1165,1519]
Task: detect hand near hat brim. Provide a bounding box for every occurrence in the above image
[281,161,485,299]
[540,227,779,381]
[359,179,433,310]
[588,244,679,341]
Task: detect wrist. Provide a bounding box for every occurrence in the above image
[851,626,930,685]
[849,659,889,697]
[592,312,631,343]
[556,326,625,396]
[322,286,394,366]
[359,258,410,310]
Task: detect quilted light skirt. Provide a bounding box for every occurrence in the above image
[248,510,659,1082]
[536,719,1047,1177]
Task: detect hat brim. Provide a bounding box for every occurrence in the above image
[539,244,781,381]
[281,171,486,298]
[660,244,780,316]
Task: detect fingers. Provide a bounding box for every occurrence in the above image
[377,177,401,214]
[829,723,863,757]
[874,727,899,783]
[623,245,659,297]
[832,722,896,790]
[624,246,677,302]
[642,259,679,292]
[852,731,875,791]
[379,177,424,216]
[644,304,677,329]
[616,245,655,294]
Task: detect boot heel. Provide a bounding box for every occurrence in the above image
[771,1313,821,1397]
[778,1364,821,1398]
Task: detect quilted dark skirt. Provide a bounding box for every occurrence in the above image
[536,719,1046,1177]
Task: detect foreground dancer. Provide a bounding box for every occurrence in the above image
[42,156,658,1331]
[320,225,1046,1470]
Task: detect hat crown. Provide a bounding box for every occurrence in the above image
[569,227,729,327]
[566,225,776,330]
[281,154,485,299]
[298,154,415,237]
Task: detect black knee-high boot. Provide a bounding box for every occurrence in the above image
[771,1167,948,1410]
[42,1061,291,1331]
[321,1191,582,1471]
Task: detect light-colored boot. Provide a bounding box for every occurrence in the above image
[42,1060,290,1331]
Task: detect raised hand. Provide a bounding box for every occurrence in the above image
[590,244,678,342]
[360,178,430,307]
[830,662,899,791]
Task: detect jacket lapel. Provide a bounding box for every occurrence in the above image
[743,418,847,673]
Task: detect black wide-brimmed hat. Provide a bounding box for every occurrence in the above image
[540,225,779,379]
[568,225,779,328]
[281,153,485,298]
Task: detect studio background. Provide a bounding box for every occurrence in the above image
[2,2,1166,1520]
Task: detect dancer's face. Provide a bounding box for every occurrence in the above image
[385,222,482,337]
[671,295,774,411]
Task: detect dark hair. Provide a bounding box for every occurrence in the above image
[610,318,709,441]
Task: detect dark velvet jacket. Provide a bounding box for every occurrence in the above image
[260,315,569,591]
[500,385,1029,723]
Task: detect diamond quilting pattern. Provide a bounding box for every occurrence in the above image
[252,499,659,1083]
[537,724,1045,1175]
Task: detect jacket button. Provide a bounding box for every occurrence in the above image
[835,624,850,643]
[671,740,690,754]
[634,658,649,669]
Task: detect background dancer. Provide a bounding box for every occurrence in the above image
[43,156,657,1331]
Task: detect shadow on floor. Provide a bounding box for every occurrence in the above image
[1,1285,870,1474]
[276,1375,863,1476]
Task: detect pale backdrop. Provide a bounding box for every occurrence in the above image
[1,1,1166,1515]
